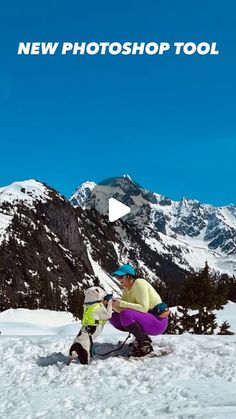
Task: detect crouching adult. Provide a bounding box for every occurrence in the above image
[110,264,169,357]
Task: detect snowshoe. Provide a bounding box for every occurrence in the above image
[128,339,154,358]
[128,334,152,348]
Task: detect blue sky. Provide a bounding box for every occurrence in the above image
[0,1,235,205]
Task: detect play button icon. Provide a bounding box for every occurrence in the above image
[109,197,130,222]
[74,175,151,227]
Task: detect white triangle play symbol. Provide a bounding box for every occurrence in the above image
[109,197,130,222]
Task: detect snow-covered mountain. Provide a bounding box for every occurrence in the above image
[0,176,235,311]
[0,179,120,311]
[71,175,236,276]
[70,181,96,208]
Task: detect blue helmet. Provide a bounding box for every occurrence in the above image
[112,263,136,277]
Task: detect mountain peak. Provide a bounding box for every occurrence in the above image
[122,174,133,181]
[70,181,96,208]
[0,179,51,207]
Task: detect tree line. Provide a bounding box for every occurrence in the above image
[154,263,235,335]
[0,257,235,334]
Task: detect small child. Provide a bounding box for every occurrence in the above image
[68,286,113,364]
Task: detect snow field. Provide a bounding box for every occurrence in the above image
[0,307,236,419]
[0,333,236,418]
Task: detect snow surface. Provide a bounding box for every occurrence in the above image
[218,206,236,230]
[0,213,12,245]
[0,305,236,418]
[86,242,121,295]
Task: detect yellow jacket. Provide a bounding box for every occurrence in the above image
[118,278,162,313]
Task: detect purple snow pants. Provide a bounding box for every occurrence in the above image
[109,308,168,336]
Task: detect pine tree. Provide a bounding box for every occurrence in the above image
[53,282,66,311]
[176,306,197,334]
[153,279,181,307]
[178,262,230,334]
[25,288,40,309]
[228,276,236,302]
[38,276,55,310]
[0,244,13,311]
[67,288,84,320]
[165,311,182,334]
[218,321,234,335]
[193,309,217,335]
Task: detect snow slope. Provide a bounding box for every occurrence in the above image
[0,179,51,245]
[0,306,236,418]
[0,180,51,207]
